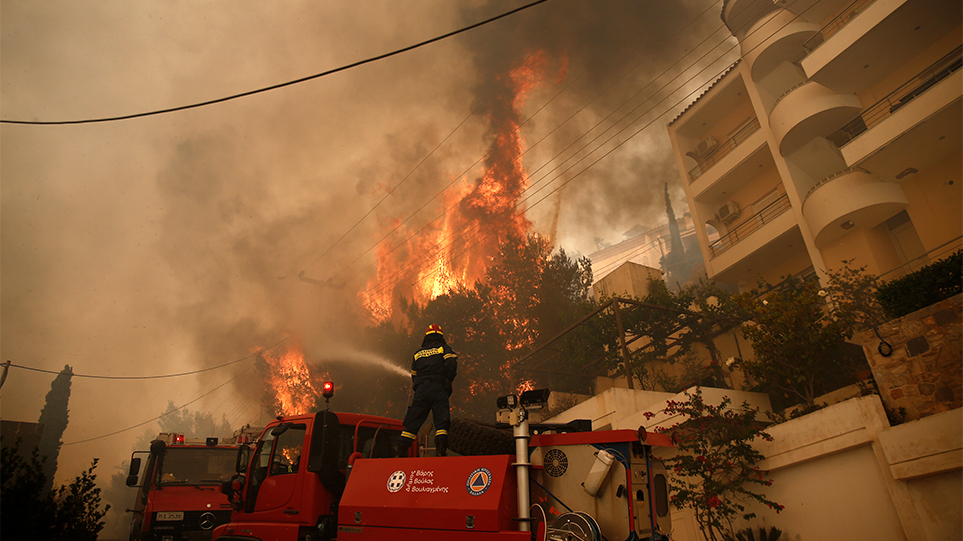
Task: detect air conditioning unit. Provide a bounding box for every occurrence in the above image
[696,136,718,156]
[718,201,740,224]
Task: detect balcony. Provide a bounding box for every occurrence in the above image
[742,9,821,80]
[803,168,908,248]
[802,0,877,53]
[687,118,761,183]
[722,0,779,39]
[770,81,863,155]
[828,46,962,149]
[709,192,792,258]
[801,0,961,95]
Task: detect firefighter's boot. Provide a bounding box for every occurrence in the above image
[434,435,448,457]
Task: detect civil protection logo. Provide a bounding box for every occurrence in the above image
[387,470,407,492]
[466,467,492,496]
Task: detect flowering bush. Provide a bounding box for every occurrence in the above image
[645,389,782,541]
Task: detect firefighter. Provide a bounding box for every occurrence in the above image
[396,324,458,457]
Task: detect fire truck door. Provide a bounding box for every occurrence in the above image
[248,423,306,513]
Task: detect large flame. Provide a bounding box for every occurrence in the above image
[259,342,326,416]
[362,51,557,322]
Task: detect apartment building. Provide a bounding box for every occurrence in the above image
[668,0,962,290]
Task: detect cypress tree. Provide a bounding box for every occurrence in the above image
[37,365,72,494]
[660,182,690,287]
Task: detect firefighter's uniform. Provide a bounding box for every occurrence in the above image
[397,324,457,456]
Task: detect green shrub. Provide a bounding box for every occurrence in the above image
[876,250,962,319]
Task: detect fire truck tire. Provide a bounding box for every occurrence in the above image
[448,418,514,456]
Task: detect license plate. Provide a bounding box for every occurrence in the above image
[156,511,184,521]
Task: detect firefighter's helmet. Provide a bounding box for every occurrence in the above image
[425,324,443,336]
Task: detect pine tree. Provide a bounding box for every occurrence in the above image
[37,365,72,493]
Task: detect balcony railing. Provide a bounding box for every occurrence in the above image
[828,45,963,148]
[803,0,877,52]
[687,117,761,183]
[709,192,792,258]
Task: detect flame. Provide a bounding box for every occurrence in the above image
[260,342,326,416]
[516,379,536,395]
[363,50,559,323]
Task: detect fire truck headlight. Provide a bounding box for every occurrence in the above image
[496,394,518,410]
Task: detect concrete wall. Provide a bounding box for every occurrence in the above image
[859,293,962,421]
[591,262,664,300]
[547,387,962,541]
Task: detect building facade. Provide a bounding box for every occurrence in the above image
[668,0,962,290]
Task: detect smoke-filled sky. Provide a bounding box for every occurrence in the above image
[1,0,737,489]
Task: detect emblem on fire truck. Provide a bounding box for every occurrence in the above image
[466,467,492,496]
[387,470,407,492]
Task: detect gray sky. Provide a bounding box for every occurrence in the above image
[1,0,736,491]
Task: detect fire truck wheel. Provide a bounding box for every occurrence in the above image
[448,418,514,456]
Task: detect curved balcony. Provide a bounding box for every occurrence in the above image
[742,9,821,80]
[803,168,908,248]
[770,81,863,155]
[723,0,779,39]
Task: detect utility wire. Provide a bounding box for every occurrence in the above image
[7,337,288,380]
[0,0,552,125]
[62,363,257,446]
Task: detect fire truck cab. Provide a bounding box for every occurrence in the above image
[216,410,407,540]
[126,428,261,541]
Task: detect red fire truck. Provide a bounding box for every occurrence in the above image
[213,385,673,541]
[126,426,262,541]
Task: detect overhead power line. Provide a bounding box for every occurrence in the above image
[7,337,288,380]
[62,363,256,446]
[0,0,552,126]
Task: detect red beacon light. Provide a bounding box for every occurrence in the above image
[172,433,185,445]
[322,381,335,410]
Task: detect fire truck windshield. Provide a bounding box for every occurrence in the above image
[157,447,238,486]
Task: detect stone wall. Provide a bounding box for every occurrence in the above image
[859,293,962,422]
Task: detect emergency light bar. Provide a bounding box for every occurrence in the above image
[158,433,187,445]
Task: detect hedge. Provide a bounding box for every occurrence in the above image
[876,250,962,319]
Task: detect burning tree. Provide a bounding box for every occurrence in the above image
[399,233,593,419]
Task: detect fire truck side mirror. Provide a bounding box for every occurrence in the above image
[125,457,142,487]
[220,475,245,496]
[221,474,246,511]
[235,444,251,474]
